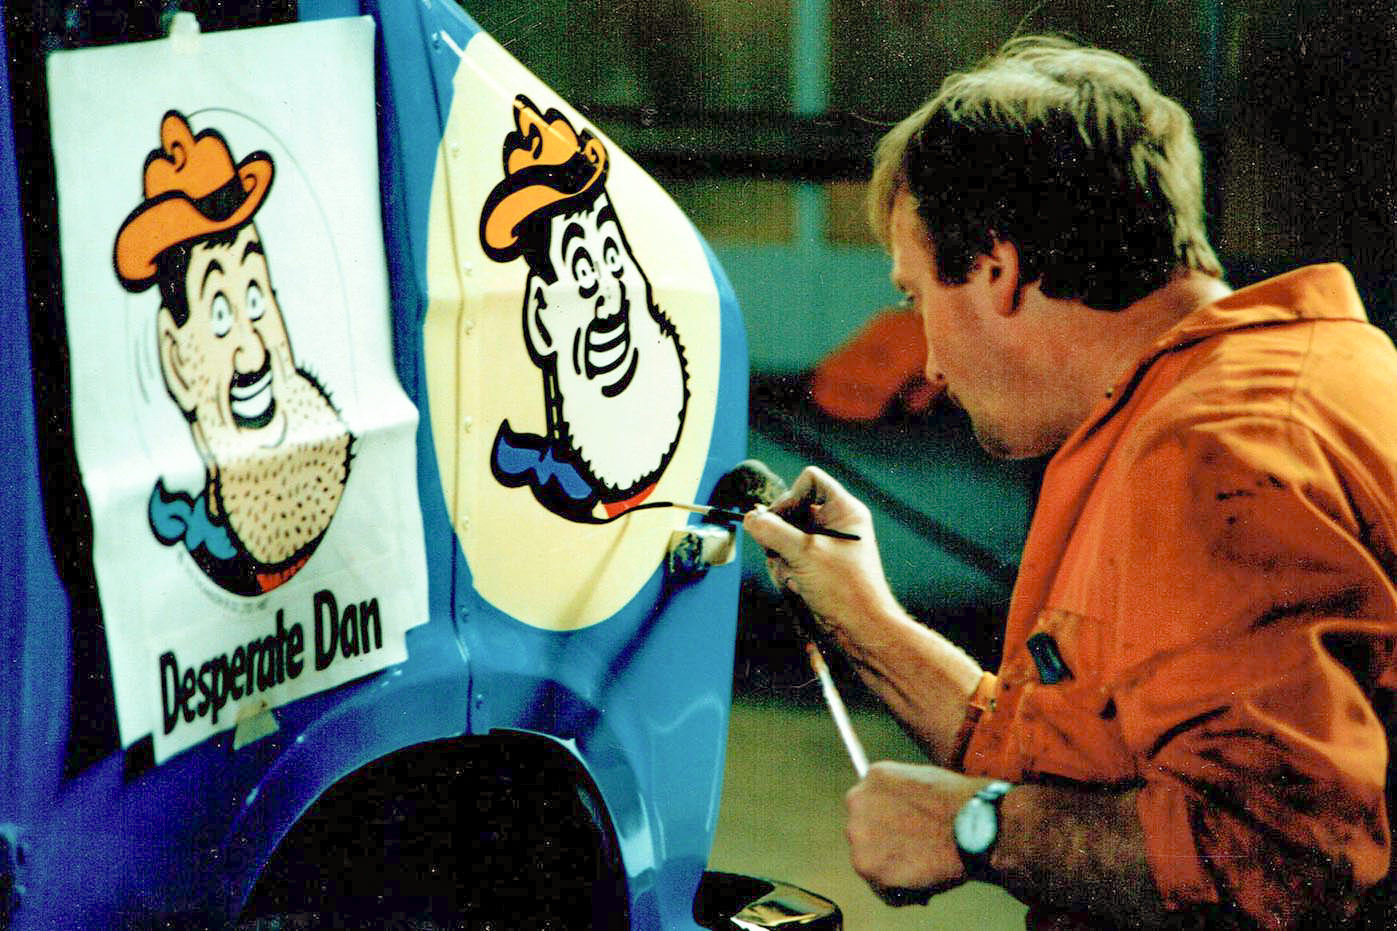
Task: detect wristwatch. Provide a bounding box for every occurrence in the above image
[953,779,1013,878]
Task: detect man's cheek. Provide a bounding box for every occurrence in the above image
[176,333,214,401]
[530,285,572,355]
[270,340,297,385]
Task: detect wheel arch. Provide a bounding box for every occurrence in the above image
[237,729,630,929]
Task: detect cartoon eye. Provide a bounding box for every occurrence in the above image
[572,250,598,298]
[603,239,623,276]
[898,291,917,314]
[246,282,266,321]
[210,293,233,337]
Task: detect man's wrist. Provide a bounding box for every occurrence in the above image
[953,779,1013,880]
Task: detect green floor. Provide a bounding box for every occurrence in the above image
[708,695,1029,930]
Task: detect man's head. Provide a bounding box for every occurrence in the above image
[151,221,350,568]
[522,188,687,499]
[481,96,688,506]
[869,35,1221,312]
[117,112,351,573]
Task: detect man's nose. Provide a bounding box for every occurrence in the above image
[231,309,268,369]
[594,275,622,316]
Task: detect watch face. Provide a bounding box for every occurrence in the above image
[954,797,998,855]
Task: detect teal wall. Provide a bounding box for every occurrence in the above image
[712,240,899,374]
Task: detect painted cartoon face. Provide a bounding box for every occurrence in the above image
[158,224,350,564]
[530,193,645,395]
[524,192,686,497]
[163,226,292,440]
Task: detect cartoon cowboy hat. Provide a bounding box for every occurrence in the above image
[479,95,609,263]
[115,110,274,290]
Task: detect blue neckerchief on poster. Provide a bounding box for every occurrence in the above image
[149,480,238,560]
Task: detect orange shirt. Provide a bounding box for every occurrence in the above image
[961,266,1397,926]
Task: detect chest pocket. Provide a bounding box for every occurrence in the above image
[1014,607,1136,784]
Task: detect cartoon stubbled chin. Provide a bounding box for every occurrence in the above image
[479,95,688,523]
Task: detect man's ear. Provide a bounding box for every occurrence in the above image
[979,238,1023,318]
[523,278,555,361]
[157,306,198,413]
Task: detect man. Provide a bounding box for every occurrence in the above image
[116,111,353,596]
[745,37,1397,928]
[479,95,689,523]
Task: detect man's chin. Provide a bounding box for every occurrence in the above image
[970,418,1059,461]
[562,388,684,497]
[972,430,1016,461]
[573,439,670,501]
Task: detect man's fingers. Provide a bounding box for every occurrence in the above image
[784,466,823,506]
[772,465,870,537]
[743,506,810,558]
[769,466,833,518]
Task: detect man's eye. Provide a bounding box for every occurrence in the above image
[246,283,266,321]
[603,240,623,276]
[573,251,598,297]
[210,293,233,337]
[898,292,916,313]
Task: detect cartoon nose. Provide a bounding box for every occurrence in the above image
[594,276,622,317]
[232,312,268,371]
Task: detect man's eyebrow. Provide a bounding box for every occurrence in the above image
[595,203,618,229]
[201,259,225,297]
[241,238,265,263]
[560,221,586,255]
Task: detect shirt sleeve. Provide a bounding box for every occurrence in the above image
[1105,413,1395,926]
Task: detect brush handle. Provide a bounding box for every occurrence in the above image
[680,501,862,540]
[807,642,869,778]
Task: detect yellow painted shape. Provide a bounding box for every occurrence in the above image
[425,33,721,631]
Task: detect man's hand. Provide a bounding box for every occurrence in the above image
[741,466,900,641]
[742,465,986,763]
[844,762,992,905]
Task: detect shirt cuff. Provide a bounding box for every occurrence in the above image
[949,670,998,770]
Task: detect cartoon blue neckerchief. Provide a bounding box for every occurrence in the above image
[115,111,353,596]
[479,95,688,524]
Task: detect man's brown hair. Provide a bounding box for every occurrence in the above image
[869,35,1222,310]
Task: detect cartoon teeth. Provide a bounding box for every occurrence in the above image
[585,312,639,397]
[231,368,276,429]
[586,315,630,376]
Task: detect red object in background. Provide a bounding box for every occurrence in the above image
[811,308,946,421]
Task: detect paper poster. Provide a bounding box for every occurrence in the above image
[425,31,722,631]
[47,17,429,761]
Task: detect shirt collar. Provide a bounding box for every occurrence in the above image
[1151,263,1367,354]
[1071,264,1368,449]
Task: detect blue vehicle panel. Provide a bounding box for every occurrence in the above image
[0,3,834,929]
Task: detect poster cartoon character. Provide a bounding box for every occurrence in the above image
[114,111,353,596]
[479,95,689,523]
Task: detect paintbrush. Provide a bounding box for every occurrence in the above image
[665,501,862,540]
[807,641,869,778]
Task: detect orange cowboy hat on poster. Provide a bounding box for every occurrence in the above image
[114,110,274,289]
